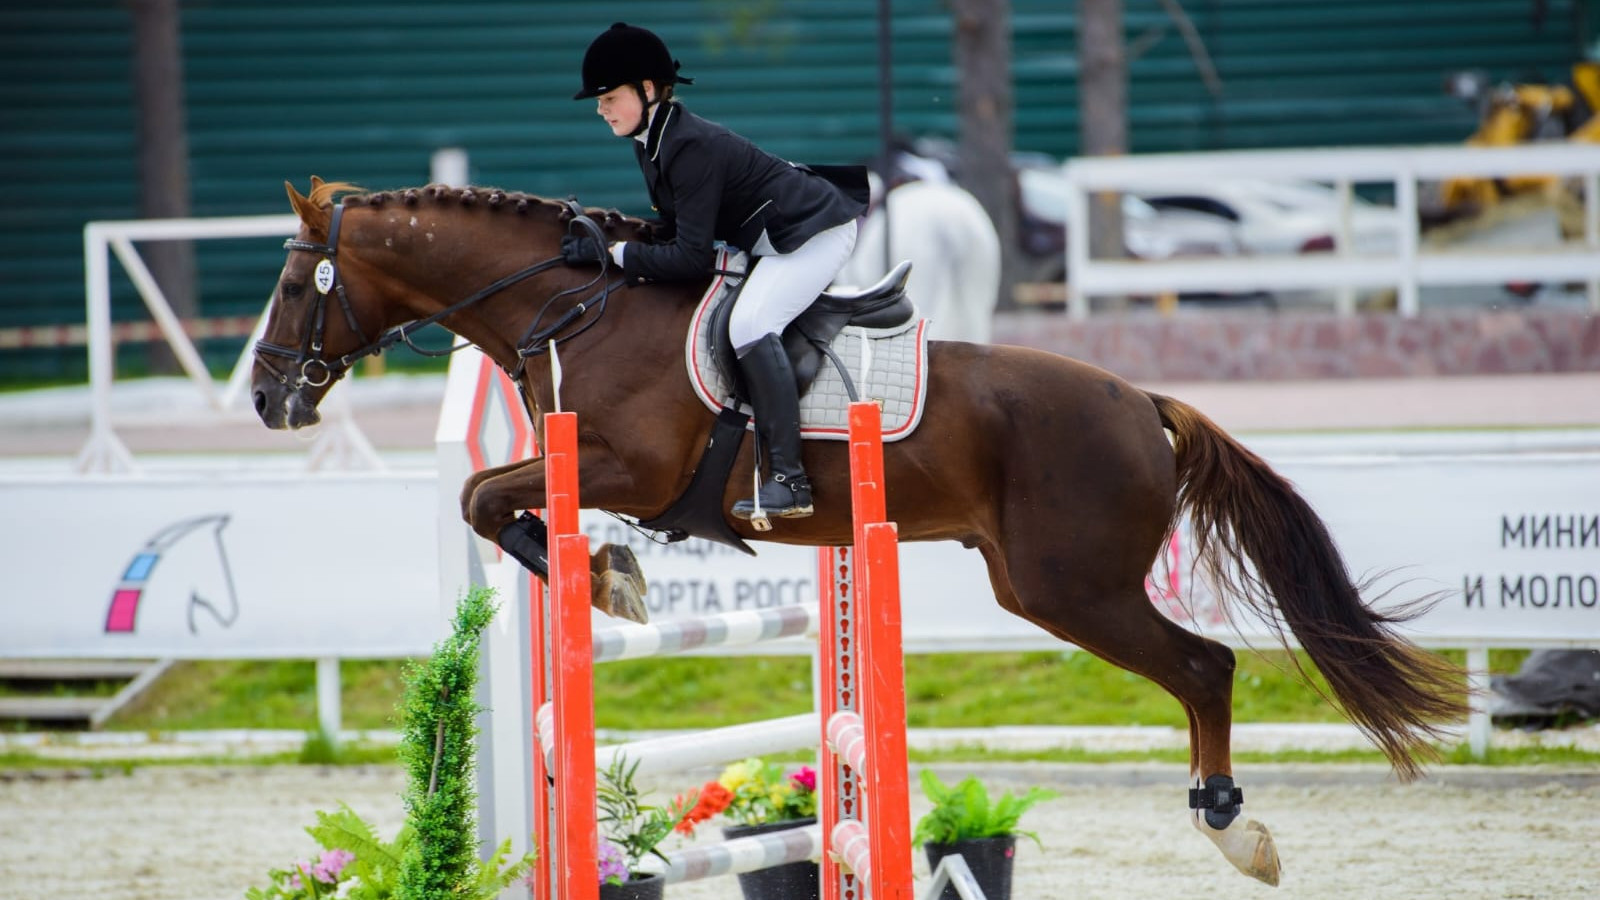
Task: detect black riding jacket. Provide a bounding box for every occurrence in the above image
[622,101,868,285]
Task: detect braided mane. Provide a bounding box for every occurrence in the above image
[304,180,652,241]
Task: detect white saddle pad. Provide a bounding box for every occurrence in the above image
[684,248,930,442]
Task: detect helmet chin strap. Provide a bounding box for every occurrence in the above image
[627,83,656,137]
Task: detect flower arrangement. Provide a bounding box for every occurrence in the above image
[677,757,819,834]
[246,805,408,900]
[596,755,697,885]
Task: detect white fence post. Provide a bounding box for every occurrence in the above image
[1585,170,1599,312]
[316,656,342,740]
[1395,166,1419,318]
[1466,646,1491,760]
[77,222,136,473]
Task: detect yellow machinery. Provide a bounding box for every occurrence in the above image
[1439,62,1600,211]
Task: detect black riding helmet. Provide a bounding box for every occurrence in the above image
[573,22,693,100]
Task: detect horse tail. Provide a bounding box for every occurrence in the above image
[1146,391,1466,780]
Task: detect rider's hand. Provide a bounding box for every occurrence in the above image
[560,234,607,266]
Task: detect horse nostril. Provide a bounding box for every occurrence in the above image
[253,390,267,416]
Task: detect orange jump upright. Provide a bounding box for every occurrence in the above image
[538,412,598,900]
[820,401,914,900]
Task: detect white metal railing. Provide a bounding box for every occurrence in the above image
[74,149,472,475]
[76,214,385,474]
[1064,143,1600,319]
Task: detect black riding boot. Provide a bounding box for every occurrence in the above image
[731,333,814,524]
[497,511,550,579]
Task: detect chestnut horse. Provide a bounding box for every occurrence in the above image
[255,179,1465,885]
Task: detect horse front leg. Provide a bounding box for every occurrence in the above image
[459,454,651,624]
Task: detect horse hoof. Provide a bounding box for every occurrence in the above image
[591,543,646,596]
[592,570,649,624]
[1195,814,1281,887]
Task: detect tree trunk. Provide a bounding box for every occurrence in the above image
[130,0,196,374]
[952,0,1016,313]
[1077,0,1127,262]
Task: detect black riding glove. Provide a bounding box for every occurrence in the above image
[561,234,607,266]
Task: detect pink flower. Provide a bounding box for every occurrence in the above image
[597,838,629,886]
[790,766,817,794]
[312,848,355,883]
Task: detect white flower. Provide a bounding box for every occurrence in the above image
[334,875,363,898]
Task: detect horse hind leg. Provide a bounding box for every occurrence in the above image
[1104,604,1279,885]
[1171,707,1277,883]
[987,541,1280,885]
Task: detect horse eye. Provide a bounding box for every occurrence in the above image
[281,281,304,300]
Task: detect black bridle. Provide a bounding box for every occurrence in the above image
[256,200,621,392]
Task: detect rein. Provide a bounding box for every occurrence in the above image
[257,202,617,391]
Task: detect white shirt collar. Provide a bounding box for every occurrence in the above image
[633,102,663,145]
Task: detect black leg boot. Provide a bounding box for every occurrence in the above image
[731,333,813,527]
[496,511,550,579]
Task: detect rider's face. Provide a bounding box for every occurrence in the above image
[595,81,655,137]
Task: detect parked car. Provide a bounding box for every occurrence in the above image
[887,141,1263,303]
[1135,179,1401,257]
[1015,162,1251,283]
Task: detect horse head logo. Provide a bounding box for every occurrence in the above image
[105,514,240,636]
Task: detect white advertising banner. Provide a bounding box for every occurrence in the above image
[1271,452,1600,645]
[2,450,1594,662]
[0,473,444,659]
[564,451,1600,651]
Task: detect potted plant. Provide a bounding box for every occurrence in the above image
[677,757,820,900]
[912,769,1057,900]
[596,755,696,899]
[246,587,534,899]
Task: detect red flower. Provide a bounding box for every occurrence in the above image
[675,781,735,835]
[790,766,817,794]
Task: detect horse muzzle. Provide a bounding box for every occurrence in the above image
[251,377,323,430]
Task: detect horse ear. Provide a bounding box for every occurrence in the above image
[285,180,327,235]
[310,175,325,191]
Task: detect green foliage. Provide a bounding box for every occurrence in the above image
[395,587,532,900]
[108,648,1534,735]
[304,805,411,899]
[597,755,694,874]
[245,803,410,899]
[298,729,341,765]
[108,657,415,731]
[911,769,1057,848]
[244,588,531,900]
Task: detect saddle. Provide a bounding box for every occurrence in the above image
[639,254,923,554]
[708,257,917,404]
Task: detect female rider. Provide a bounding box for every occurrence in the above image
[563,22,868,523]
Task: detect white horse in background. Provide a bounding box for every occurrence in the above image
[835,176,1002,344]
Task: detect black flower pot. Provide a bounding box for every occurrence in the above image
[924,835,1016,900]
[721,816,820,900]
[599,871,665,900]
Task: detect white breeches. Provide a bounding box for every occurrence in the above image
[728,219,858,353]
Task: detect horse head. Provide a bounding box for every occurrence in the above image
[255,178,635,429]
[254,177,672,430]
[253,176,389,429]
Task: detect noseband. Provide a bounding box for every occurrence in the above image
[256,200,619,393]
